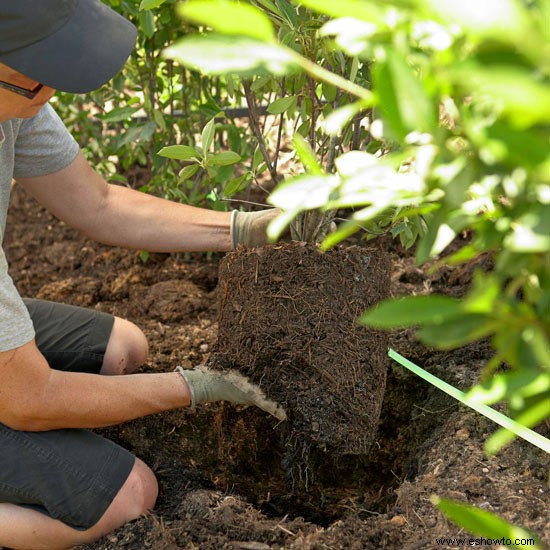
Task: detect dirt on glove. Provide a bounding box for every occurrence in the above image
[208,242,391,490]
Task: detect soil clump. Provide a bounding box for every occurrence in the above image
[209,243,390,490]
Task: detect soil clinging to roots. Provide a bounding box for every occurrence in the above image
[209,242,391,488]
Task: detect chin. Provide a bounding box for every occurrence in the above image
[18,102,47,119]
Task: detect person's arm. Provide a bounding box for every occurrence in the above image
[17,150,233,252]
[0,340,191,431]
[0,340,285,431]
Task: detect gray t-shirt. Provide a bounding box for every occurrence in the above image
[0,103,79,351]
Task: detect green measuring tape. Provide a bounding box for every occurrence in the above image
[388,348,550,454]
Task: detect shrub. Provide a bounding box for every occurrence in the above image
[162,0,549,542]
[164,0,549,457]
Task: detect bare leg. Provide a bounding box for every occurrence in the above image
[0,458,157,550]
[100,317,148,375]
[0,319,153,548]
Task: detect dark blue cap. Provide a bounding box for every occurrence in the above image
[0,0,137,93]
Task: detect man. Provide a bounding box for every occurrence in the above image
[0,1,284,548]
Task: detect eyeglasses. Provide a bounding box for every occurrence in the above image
[0,79,43,99]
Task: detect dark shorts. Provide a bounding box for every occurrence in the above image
[0,299,136,531]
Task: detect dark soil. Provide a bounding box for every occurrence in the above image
[4,184,549,549]
[209,243,390,492]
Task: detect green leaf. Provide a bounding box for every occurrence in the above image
[268,174,339,210]
[254,0,278,12]
[373,48,437,141]
[327,153,426,210]
[416,210,471,264]
[98,106,140,123]
[486,395,550,455]
[152,109,166,131]
[158,145,200,161]
[198,96,223,119]
[296,120,311,137]
[360,295,462,329]
[118,122,156,148]
[294,0,386,24]
[504,206,550,252]
[322,81,337,102]
[335,150,377,177]
[178,164,200,181]
[487,123,550,168]
[139,250,150,263]
[178,0,275,42]
[223,174,249,196]
[275,0,298,26]
[252,146,264,172]
[515,325,550,371]
[418,314,498,349]
[208,151,242,166]
[267,95,297,115]
[453,65,550,128]
[423,0,531,44]
[292,134,323,176]
[462,273,501,314]
[432,497,543,549]
[443,162,476,208]
[320,17,379,56]
[139,10,156,39]
[466,370,550,407]
[267,207,300,241]
[320,219,362,250]
[164,35,297,77]
[350,56,359,82]
[394,220,419,249]
[201,117,218,153]
[139,0,168,9]
[527,325,550,368]
[322,100,368,136]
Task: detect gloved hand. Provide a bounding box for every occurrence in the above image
[176,365,287,421]
[230,209,280,249]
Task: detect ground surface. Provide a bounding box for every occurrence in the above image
[4,185,549,549]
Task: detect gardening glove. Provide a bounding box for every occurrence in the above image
[175,365,287,421]
[230,209,280,249]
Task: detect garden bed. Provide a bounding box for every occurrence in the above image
[5,185,549,549]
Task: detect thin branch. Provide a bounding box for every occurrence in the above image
[221,198,271,208]
[326,136,339,174]
[307,76,317,148]
[243,81,280,187]
[352,113,362,150]
[273,77,286,174]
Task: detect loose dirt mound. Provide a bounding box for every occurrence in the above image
[4,185,549,550]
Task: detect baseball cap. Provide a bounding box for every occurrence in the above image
[0,0,137,93]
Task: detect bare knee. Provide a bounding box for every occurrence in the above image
[115,458,158,519]
[0,460,158,550]
[90,458,158,538]
[101,317,148,375]
[76,459,158,546]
